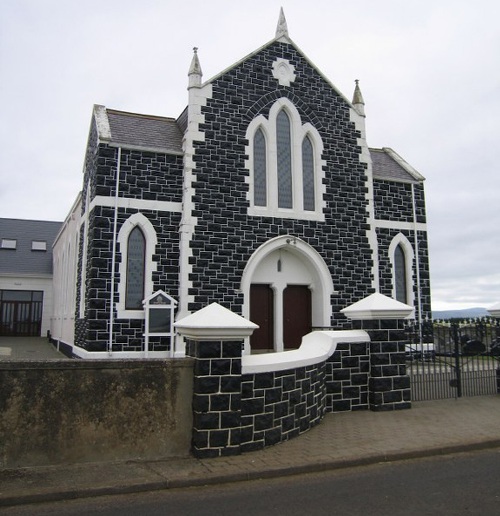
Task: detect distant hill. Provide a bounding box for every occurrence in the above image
[432,307,490,320]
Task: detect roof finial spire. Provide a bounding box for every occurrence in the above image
[188,47,202,88]
[352,79,365,116]
[275,7,289,39]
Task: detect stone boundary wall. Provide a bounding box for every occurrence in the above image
[240,363,326,452]
[326,341,370,412]
[0,359,193,468]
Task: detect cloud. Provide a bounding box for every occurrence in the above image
[0,0,499,309]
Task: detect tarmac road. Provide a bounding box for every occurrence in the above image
[4,448,500,516]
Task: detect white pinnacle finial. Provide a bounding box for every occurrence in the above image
[188,47,202,88]
[275,7,289,39]
[352,79,365,117]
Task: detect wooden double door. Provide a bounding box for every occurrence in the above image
[250,284,311,351]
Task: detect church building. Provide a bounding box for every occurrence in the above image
[51,11,431,358]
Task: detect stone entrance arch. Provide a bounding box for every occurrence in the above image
[241,236,334,354]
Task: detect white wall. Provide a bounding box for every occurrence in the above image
[51,196,82,345]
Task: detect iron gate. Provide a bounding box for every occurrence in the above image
[405,318,500,401]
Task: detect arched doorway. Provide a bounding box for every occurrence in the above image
[241,236,334,354]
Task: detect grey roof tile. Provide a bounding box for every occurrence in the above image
[0,219,62,276]
[370,148,423,183]
[106,110,184,154]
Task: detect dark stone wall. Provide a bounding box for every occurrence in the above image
[373,181,427,223]
[75,139,183,352]
[188,40,373,323]
[187,339,243,458]
[326,340,370,412]
[377,227,432,321]
[240,363,326,452]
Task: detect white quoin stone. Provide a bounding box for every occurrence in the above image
[174,302,259,340]
[487,302,500,318]
[341,292,414,320]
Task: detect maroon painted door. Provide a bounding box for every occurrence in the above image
[250,284,274,351]
[283,285,311,350]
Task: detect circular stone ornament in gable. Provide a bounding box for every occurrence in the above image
[272,58,296,87]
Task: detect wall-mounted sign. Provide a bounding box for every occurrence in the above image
[143,291,178,357]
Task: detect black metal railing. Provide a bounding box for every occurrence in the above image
[404,318,500,401]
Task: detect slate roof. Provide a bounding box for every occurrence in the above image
[0,218,62,276]
[370,148,424,183]
[106,109,184,154]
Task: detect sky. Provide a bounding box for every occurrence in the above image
[0,0,499,311]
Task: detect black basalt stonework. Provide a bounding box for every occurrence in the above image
[186,40,373,320]
[240,363,326,452]
[75,141,183,352]
[361,319,412,411]
[187,339,243,458]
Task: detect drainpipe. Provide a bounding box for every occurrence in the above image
[108,146,122,355]
[411,183,423,343]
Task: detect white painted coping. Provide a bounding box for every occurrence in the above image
[340,292,414,320]
[241,330,370,374]
[174,302,258,340]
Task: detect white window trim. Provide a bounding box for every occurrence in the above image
[245,98,326,221]
[388,233,415,307]
[116,213,158,319]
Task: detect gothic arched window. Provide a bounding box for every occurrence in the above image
[125,226,146,310]
[245,98,325,221]
[254,128,267,206]
[277,110,293,209]
[302,135,315,211]
[394,244,407,304]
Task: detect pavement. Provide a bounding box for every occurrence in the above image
[1,339,500,508]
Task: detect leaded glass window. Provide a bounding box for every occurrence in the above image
[277,110,293,209]
[302,136,315,211]
[125,226,146,310]
[254,128,267,206]
[394,244,407,303]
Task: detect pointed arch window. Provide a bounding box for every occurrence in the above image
[394,244,407,304]
[277,110,293,209]
[302,136,315,211]
[245,98,325,221]
[125,226,146,310]
[116,213,158,319]
[254,128,267,206]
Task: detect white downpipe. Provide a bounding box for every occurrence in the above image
[411,183,423,342]
[108,146,122,355]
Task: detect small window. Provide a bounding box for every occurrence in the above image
[32,241,47,251]
[254,128,267,206]
[277,110,293,209]
[394,244,407,303]
[302,136,315,211]
[125,226,146,310]
[1,239,17,249]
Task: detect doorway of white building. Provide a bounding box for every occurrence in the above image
[0,290,43,336]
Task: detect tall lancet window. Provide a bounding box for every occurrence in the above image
[394,244,407,304]
[277,110,293,209]
[125,226,146,310]
[254,128,267,206]
[302,135,315,211]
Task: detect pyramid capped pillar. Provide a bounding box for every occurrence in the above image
[342,293,413,412]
